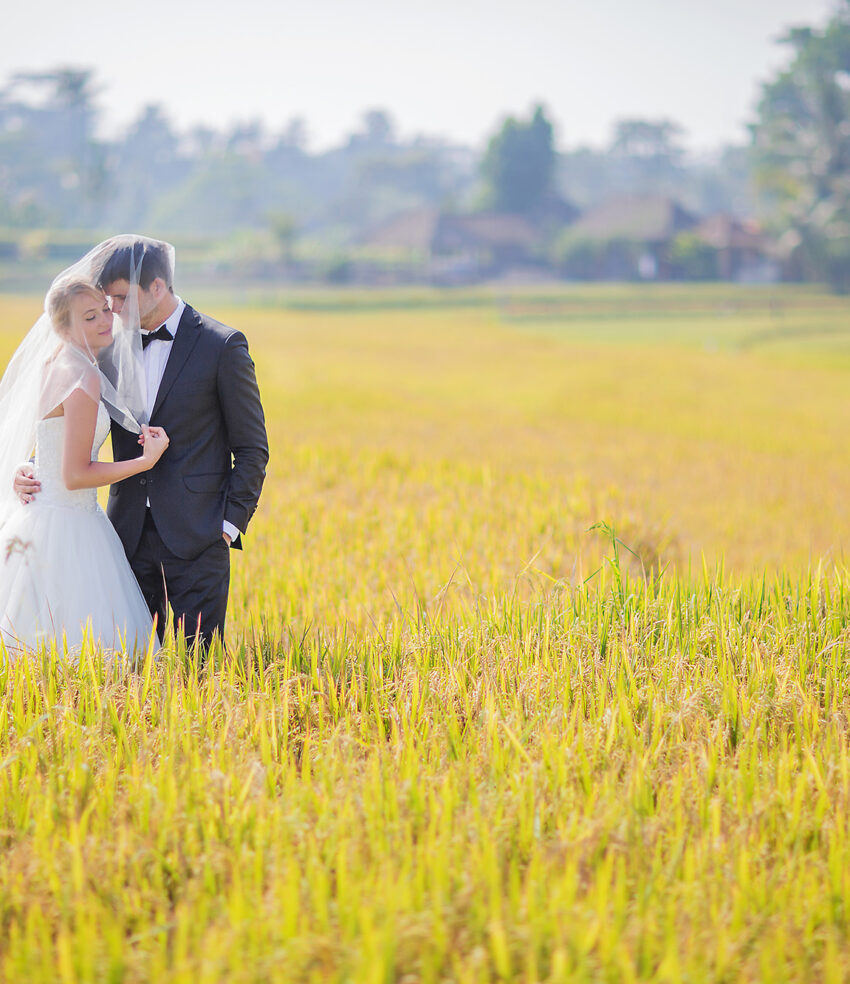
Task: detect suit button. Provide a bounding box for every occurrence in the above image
[139,478,147,486]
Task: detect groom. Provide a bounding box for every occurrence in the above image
[17,238,269,649]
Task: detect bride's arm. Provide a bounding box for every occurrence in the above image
[61,388,167,490]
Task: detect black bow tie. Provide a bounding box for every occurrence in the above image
[142,325,174,349]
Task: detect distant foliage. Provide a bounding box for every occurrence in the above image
[0,84,465,243]
[752,2,850,290]
[669,231,719,281]
[553,233,640,280]
[481,105,555,213]
[611,118,684,163]
[0,70,764,266]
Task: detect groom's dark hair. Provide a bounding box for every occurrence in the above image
[96,239,173,292]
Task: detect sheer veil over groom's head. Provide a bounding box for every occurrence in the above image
[0,234,174,521]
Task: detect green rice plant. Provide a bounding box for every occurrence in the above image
[0,562,848,981]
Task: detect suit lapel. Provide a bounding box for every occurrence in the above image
[151,304,202,419]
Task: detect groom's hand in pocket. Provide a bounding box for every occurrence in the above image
[14,464,40,504]
[223,532,232,546]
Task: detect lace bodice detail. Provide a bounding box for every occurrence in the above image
[33,402,110,512]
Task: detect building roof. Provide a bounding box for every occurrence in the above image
[568,195,697,243]
[441,213,537,249]
[362,208,537,252]
[363,207,441,251]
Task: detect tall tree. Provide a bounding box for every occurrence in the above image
[348,109,396,149]
[105,104,184,228]
[0,68,103,225]
[481,105,554,213]
[752,3,850,289]
[610,119,684,162]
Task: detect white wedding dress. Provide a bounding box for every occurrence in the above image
[0,402,155,656]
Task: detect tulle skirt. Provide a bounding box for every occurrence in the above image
[0,499,156,658]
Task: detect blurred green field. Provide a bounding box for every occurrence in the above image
[1,283,850,982]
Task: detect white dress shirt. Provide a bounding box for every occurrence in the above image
[141,296,239,544]
[143,296,184,417]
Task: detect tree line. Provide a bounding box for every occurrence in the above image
[0,0,846,287]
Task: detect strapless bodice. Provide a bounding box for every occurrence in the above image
[33,402,110,512]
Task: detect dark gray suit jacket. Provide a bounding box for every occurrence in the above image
[107,304,269,561]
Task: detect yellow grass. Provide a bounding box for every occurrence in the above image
[208,283,849,629]
[0,284,849,982]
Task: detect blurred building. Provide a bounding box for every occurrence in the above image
[362,205,576,283]
[692,214,780,283]
[561,195,697,280]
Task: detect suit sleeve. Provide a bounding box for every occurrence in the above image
[217,330,269,537]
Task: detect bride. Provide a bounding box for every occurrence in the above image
[0,244,169,655]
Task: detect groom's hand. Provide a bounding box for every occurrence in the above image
[222,532,232,546]
[14,464,40,504]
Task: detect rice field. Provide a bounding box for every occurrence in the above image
[1,283,849,982]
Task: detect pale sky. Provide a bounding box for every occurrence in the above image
[2,0,837,152]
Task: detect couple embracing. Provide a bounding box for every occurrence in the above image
[0,235,268,655]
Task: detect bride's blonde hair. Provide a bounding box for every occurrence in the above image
[46,276,103,331]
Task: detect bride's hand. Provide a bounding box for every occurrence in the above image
[14,464,41,504]
[139,425,166,444]
[140,426,169,467]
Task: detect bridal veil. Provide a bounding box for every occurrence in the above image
[0,234,175,521]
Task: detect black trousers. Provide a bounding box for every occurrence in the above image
[130,509,230,650]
